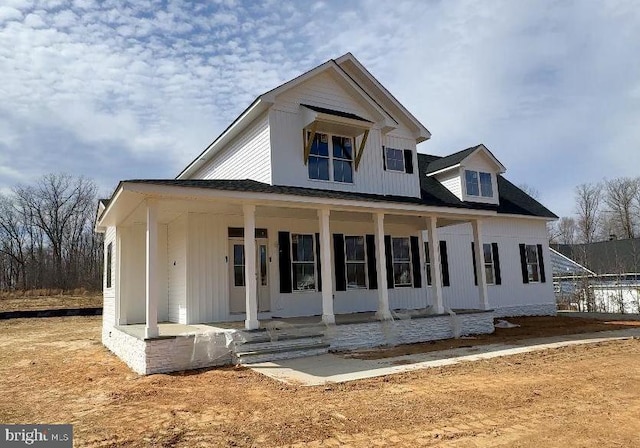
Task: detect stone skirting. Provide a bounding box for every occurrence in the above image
[493,303,557,318]
[326,311,495,352]
[102,326,232,375]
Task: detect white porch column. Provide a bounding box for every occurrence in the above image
[115,228,123,325]
[472,219,490,310]
[145,200,159,339]
[243,204,260,330]
[374,212,393,320]
[318,208,335,324]
[426,216,445,314]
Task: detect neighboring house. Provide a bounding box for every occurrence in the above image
[553,239,640,313]
[96,53,557,374]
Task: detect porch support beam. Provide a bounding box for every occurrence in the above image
[318,208,335,324]
[243,204,260,330]
[472,219,490,310]
[426,216,445,314]
[145,200,159,339]
[374,212,393,320]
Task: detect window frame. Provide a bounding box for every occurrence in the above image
[524,244,541,283]
[290,233,317,292]
[306,131,354,184]
[391,236,413,287]
[344,235,367,289]
[465,169,494,198]
[385,147,405,172]
[424,241,432,286]
[482,243,495,285]
[232,243,246,287]
[106,242,113,289]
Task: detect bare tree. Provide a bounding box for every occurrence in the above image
[556,217,577,244]
[604,177,639,239]
[575,183,602,243]
[518,183,540,200]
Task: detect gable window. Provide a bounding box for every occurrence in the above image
[307,132,353,183]
[291,234,316,291]
[465,170,493,197]
[524,244,540,282]
[106,242,113,288]
[345,236,366,289]
[392,237,412,287]
[385,147,405,172]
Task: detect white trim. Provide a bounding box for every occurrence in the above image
[549,248,596,276]
[425,164,461,177]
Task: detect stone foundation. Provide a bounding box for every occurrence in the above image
[102,327,232,375]
[493,303,557,318]
[327,311,495,351]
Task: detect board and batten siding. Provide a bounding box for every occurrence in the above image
[269,71,421,198]
[190,113,271,183]
[102,226,116,328]
[429,218,554,312]
[168,215,187,324]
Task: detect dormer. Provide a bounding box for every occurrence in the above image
[425,144,506,205]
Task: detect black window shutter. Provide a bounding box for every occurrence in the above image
[382,145,387,170]
[537,244,546,283]
[384,235,394,289]
[519,244,529,284]
[278,232,292,293]
[410,236,421,288]
[366,234,378,290]
[492,243,501,285]
[333,234,346,291]
[440,240,450,287]
[315,233,322,292]
[403,150,413,174]
[471,242,478,286]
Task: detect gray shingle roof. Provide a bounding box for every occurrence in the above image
[553,239,640,275]
[423,145,481,174]
[116,154,556,220]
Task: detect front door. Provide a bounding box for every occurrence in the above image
[228,239,270,314]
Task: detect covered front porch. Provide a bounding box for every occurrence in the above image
[99,181,497,337]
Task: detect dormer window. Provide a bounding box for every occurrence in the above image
[307,132,354,183]
[465,170,493,197]
[385,148,405,172]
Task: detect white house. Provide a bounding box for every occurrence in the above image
[96,53,557,374]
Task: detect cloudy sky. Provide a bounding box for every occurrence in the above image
[1,0,639,217]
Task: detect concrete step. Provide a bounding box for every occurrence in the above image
[237,335,326,352]
[234,343,330,364]
[240,330,325,344]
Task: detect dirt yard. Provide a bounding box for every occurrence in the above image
[0,293,102,312]
[1,316,640,447]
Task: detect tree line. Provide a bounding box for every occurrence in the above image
[549,177,640,244]
[0,174,103,292]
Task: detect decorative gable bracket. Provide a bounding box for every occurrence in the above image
[301,104,372,171]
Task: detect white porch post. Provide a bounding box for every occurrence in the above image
[318,208,335,324]
[115,228,122,325]
[374,212,393,320]
[145,200,159,339]
[426,216,445,314]
[243,204,260,330]
[472,219,490,310]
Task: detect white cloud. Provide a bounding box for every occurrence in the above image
[0,0,638,220]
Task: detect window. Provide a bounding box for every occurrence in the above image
[392,237,412,287]
[233,244,245,287]
[106,242,112,288]
[483,243,495,285]
[424,242,432,286]
[525,244,540,282]
[385,147,405,172]
[465,170,493,197]
[345,236,366,288]
[291,234,316,291]
[307,132,353,183]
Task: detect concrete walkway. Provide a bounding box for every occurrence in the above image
[249,328,640,386]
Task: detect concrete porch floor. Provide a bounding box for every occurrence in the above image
[116,309,490,340]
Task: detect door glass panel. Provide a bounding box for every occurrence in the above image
[233,244,245,287]
[259,245,267,286]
